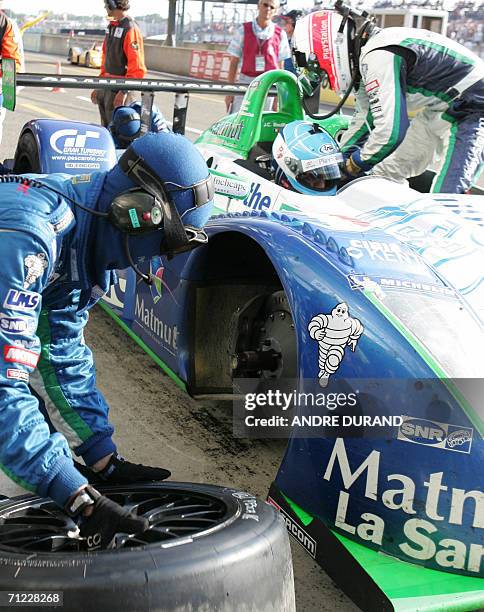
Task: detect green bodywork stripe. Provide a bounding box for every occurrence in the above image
[433,119,459,193]
[37,309,93,441]
[401,38,476,66]
[98,302,187,392]
[282,492,313,526]
[363,290,483,435]
[367,55,403,166]
[282,492,484,607]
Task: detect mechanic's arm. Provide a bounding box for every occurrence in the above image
[343,49,409,176]
[113,27,147,107]
[339,87,373,155]
[0,232,87,507]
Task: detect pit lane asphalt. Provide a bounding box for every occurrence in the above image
[0,51,359,612]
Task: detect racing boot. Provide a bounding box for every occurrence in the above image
[74,453,171,485]
[71,487,149,550]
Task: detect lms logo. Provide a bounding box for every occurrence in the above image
[398,416,473,454]
[3,289,40,312]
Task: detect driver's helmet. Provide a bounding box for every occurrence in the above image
[272,120,343,196]
[292,11,353,96]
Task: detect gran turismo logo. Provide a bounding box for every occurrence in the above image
[49,129,100,154]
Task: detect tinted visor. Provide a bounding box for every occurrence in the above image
[297,159,342,192]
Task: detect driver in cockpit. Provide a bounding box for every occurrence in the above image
[271,120,345,195]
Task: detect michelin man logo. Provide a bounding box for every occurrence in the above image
[308,302,364,387]
[24,254,48,289]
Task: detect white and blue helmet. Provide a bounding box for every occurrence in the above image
[272,120,343,196]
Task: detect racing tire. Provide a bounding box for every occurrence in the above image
[67,49,74,63]
[0,482,295,612]
[13,131,41,174]
[85,53,90,68]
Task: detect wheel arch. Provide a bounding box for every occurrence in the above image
[182,227,304,395]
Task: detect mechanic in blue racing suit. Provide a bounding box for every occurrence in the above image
[292,8,484,193]
[0,131,214,547]
[272,120,344,195]
[108,101,170,148]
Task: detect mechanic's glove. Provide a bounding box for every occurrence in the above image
[79,493,149,550]
[344,155,364,178]
[75,453,171,485]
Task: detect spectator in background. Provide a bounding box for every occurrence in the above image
[91,0,146,127]
[281,10,302,74]
[224,0,291,114]
[0,1,22,144]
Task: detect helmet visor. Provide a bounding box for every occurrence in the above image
[296,154,343,191]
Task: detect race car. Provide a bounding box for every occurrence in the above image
[8,68,484,612]
[67,41,102,68]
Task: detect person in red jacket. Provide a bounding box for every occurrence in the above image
[0,4,22,144]
[91,0,147,127]
[224,0,290,114]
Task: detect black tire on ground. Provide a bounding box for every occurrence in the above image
[67,49,73,63]
[0,482,296,612]
[13,131,41,174]
[85,53,90,67]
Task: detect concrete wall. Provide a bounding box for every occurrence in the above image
[22,34,217,77]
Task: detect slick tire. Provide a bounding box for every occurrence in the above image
[0,482,295,612]
[13,131,41,174]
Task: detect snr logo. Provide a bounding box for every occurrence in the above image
[398,418,445,445]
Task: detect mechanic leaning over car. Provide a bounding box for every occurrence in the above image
[91,0,147,127]
[292,3,484,194]
[0,2,22,145]
[0,131,214,548]
[108,101,170,148]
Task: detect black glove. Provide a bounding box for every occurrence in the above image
[80,494,149,551]
[74,453,171,485]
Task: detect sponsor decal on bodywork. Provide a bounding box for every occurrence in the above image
[322,437,482,574]
[267,497,317,558]
[348,274,456,297]
[398,416,473,453]
[308,303,364,387]
[346,239,421,265]
[4,345,39,368]
[49,128,109,170]
[3,289,40,312]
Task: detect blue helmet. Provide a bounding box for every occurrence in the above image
[109,103,170,148]
[272,120,343,195]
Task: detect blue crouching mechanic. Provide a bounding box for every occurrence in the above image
[0,131,214,548]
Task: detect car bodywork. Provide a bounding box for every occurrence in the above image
[68,42,102,69]
[9,69,484,612]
